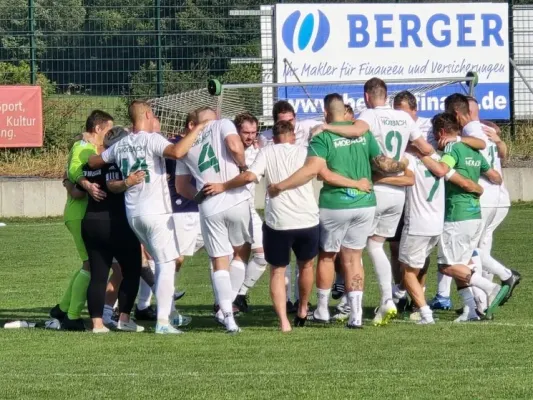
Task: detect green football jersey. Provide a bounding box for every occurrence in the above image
[307,122,381,210]
[441,142,490,222]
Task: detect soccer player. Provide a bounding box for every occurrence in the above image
[417,112,509,321]
[319,78,436,325]
[50,110,114,331]
[344,104,356,122]
[268,93,407,329]
[258,100,321,148]
[174,117,252,334]
[88,100,205,334]
[231,112,268,312]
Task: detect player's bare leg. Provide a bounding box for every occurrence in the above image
[270,266,291,332]
[340,247,364,329]
[295,258,314,322]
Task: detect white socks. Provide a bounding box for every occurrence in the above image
[229,259,246,300]
[209,260,218,304]
[437,272,452,297]
[154,260,176,325]
[367,238,393,305]
[213,270,236,328]
[470,272,498,296]
[238,253,267,296]
[458,287,479,319]
[347,291,363,326]
[138,260,155,310]
[316,288,331,319]
[476,248,512,281]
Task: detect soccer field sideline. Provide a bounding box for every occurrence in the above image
[0,204,533,398]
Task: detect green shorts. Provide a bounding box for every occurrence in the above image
[65,219,88,262]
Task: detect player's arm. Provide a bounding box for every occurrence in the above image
[448,172,484,195]
[481,156,502,185]
[203,171,258,196]
[319,119,369,138]
[484,128,508,162]
[163,121,207,160]
[225,134,247,169]
[318,167,372,193]
[373,168,415,187]
[269,156,325,198]
[62,171,85,199]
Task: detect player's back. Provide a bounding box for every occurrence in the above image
[179,119,250,217]
[109,132,172,219]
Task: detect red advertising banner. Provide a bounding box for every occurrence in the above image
[0,86,43,148]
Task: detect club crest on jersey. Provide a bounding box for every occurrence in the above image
[465,157,481,167]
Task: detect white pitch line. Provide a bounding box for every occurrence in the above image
[391,319,533,328]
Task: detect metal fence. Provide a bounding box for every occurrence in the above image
[0,0,532,148]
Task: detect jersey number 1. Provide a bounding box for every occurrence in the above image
[385,131,403,161]
[198,143,220,173]
[121,157,151,183]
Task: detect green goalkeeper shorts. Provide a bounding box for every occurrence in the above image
[65,219,88,262]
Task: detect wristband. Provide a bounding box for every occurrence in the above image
[124,179,130,188]
[239,165,249,172]
[444,168,456,181]
[456,136,462,143]
[430,153,440,161]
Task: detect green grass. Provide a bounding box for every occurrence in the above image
[1,206,533,399]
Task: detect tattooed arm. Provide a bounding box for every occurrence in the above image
[371,155,408,174]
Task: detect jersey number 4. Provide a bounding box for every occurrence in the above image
[198,143,220,173]
[121,157,151,183]
[385,131,403,161]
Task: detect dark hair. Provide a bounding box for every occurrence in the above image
[444,93,470,116]
[85,110,114,133]
[465,95,478,104]
[184,106,216,129]
[272,100,295,122]
[393,91,417,111]
[273,120,294,137]
[104,126,129,148]
[344,104,354,115]
[431,112,461,135]
[364,77,387,99]
[324,93,344,112]
[234,112,259,132]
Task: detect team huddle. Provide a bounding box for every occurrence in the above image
[50,77,521,334]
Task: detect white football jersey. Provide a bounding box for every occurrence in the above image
[416,117,433,140]
[102,131,172,219]
[404,153,445,236]
[245,144,260,200]
[175,119,251,218]
[258,119,322,148]
[358,105,422,194]
[462,121,510,208]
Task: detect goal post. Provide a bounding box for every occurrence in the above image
[149,72,478,134]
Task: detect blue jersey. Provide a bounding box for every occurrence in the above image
[166,136,199,213]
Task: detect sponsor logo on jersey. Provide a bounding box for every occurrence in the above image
[333,136,366,148]
[465,157,481,167]
[118,145,145,153]
[380,118,407,128]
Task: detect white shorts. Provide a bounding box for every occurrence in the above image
[479,207,509,253]
[437,220,482,266]
[371,191,406,238]
[129,214,179,264]
[399,230,439,269]
[172,212,204,257]
[201,202,253,258]
[250,206,263,251]
[319,207,376,252]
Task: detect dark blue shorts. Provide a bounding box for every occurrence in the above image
[263,223,320,267]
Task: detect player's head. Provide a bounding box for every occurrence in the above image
[344,104,355,122]
[85,110,114,137]
[323,93,345,123]
[364,78,387,108]
[272,120,295,144]
[184,106,216,133]
[128,100,159,132]
[466,95,480,121]
[393,91,418,120]
[273,101,296,127]
[234,112,259,148]
[431,112,461,148]
[444,93,471,127]
[104,126,129,149]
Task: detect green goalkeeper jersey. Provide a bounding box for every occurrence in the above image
[307,122,380,210]
[63,140,97,222]
[441,142,490,222]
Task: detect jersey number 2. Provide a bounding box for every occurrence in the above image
[385,131,403,161]
[198,143,220,173]
[424,170,439,202]
[121,157,151,183]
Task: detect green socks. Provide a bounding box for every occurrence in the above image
[59,269,80,313]
[67,269,91,320]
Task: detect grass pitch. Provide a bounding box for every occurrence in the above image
[1,205,533,399]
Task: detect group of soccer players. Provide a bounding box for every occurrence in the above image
[50,76,521,333]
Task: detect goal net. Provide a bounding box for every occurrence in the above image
[149,74,477,135]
